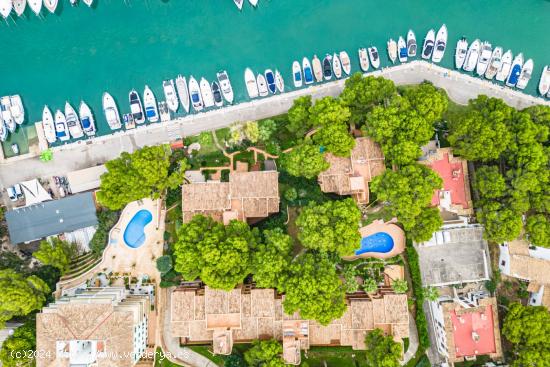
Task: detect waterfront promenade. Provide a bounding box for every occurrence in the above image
[1,61,548,190]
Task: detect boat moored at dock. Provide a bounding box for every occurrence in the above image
[496,50,513,82]
[143,85,159,122]
[163,79,179,113]
[432,24,447,63]
[129,89,145,124]
[54,110,70,142]
[42,105,57,144]
[199,77,215,108]
[407,30,417,57]
[217,70,234,103]
[102,92,122,130]
[79,101,96,136]
[506,53,524,87]
[421,29,435,60]
[244,68,259,99]
[455,37,468,69]
[516,58,533,90]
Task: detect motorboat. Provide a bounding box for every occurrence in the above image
[302,57,314,84]
[158,101,170,122]
[129,89,145,124]
[13,0,26,16]
[455,37,468,69]
[476,42,492,76]
[463,39,480,72]
[0,97,15,133]
[484,47,503,80]
[244,68,259,98]
[368,47,380,69]
[312,55,323,82]
[358,48,369,72]
[332,53,342,78]
[257,73,268,97]
[217,70,234,103]
[292,61,302,87]
[64,102,84,139]
[43,0,57,13]
[234,0,243,10]
[69,0,76,6]
[79,101,96,136]
[10,143,18,155]
[176,75,190,113]
[199,77,214,108]
[516,58,533,90]
[102,92,122,130]
[211,81,223,107]
[506,53,524,87]
[82,0,93,6]
[407,30,417,57]
[0,0,12,18]
[0,122,7,142]
[265,69,276,93]
[387,39,397,63]
[123,113,136,130]
[496,50,513,82]
[9,95,24,125]
[54,110,70,142]
[163,79,179,113]
[42,105,57,144]
[431,24,447,63]
[143,85,159,122]
[28,0,41,15]
[340,51,351,75]
[422,29,435,60]
[398,36,407,63]
[323,54,332,80]
[188,77,203,111]
[538,66,550,96]
[248,0,257,6]
[275,70,284,93]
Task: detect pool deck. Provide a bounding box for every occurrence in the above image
[1,60,549,191]
[342,219,405,261]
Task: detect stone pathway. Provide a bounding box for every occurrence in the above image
[401,312,420,365]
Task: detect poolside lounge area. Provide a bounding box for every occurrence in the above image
[342,219,405,261]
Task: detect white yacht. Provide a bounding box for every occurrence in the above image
[9,95,24,125]
[163,79,179,113]
[13,0,26,17]
[42,105,57,144]
[28,0,41,15]
[431,24,447,63]
[79,101,96,136]
[476,42,492,76]
[233,0,243,10]
[54,110,70,142]
[211,81,224,107]
[143,85,159,122]
[158,101,170,122]
[217,70,234,104]
[312,55,323,82]
[407,30,417,57]
[248,0,257,6]
[495,50,513,82]
[0,0,12,18]
[43,0,57,13]
[102,92,122,130]
[387,39,398,63]
[0,97,16,133]
[256,73,268,97]
[275,70,284,93]
[64,102,84,139]
[368,47,380,69]
[199,78,215,108]
[265,69,276,93]
[506,53,524,87]
[358,48,369,72]
[244,68,259,98]
[538,66,550,96]
[463,39,481,72]
[398,36,407,63]
[129,89,145,124]
[188,76,204,111]
[82,0,93,6]
[176,75,190,113]
[455,37,468,69]
[484,47,503,80]
[339,51,351,75]
[302,57,314,85]
[516,59,534,90]
[292,61,302,88]
[332,53,342,78]
[421,29,435,60]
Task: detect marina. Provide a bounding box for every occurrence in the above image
[0,0,549,156]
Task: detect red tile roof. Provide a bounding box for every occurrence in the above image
[450,305,497,358]
[427,152,469,210]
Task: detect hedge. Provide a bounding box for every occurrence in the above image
[405,242,431,349]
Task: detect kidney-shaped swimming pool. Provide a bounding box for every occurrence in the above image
[123,209,153,249]
[355,232,395,255]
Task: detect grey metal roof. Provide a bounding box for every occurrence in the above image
[6,193,98,244]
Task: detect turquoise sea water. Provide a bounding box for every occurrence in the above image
[1,0,549,151]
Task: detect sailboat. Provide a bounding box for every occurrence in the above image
[407,30,417,57]
[332,53,342,78]
[476,42,492,76]
[199,78,215,108]
[339,51,351,75]
[28,0,41,15]
[495,50,513,82]
[506,53,524,87]
[43,0,57,13]
[275,70,284,93]
[0,97,16,133]
[358,48,369,72]
[0,0,12,19]
[64,102,84,139]
[398,36,407,63]
[54,110,70,142]
[163,79,179,113]
[9,95,24,125]
[302,57,314,85]
[143,85,159,122]
[102,92,122,130]
[244,68,259,98]
[312,55,323,82]
[368,47,380,69]
[129,89,145,124]
[455,37,468,69]
[257,73,268,97]
[217,70,234,104]
[265,69,277,93]
[462,39,480,72]
[42,106,57,144]
[233,0,243,10]
[484,47,503,80]
[421,29,435,60]
[431,24,447,63]
[176,75,190,113]
[188,76,204,111]
[516,59,534,90]
[79,101,96,136]
[538,66,550,96]
[13,0,26,17]
[387,39,398,63]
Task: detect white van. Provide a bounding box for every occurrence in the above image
[6,187,17,201]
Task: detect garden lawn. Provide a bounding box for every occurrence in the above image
[302,346,367,367]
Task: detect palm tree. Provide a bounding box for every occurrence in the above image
[39,149,53,162]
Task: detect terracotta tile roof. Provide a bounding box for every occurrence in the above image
[506,240,550,284]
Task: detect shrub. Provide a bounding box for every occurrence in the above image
[406,243,430,349]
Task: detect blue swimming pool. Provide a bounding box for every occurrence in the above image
[355,232,394,255]
[123,209,153,249]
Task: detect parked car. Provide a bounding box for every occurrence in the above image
[6,187,17,201]
[13,183,23,199]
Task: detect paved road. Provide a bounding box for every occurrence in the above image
[1,61,548,191]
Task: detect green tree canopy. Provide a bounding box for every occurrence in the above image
[473,166,507,199]
[252,229,293,290]
[391,279,408,294]
[33,238,76,275]
[156,255,173,275]
[0,270,50,327]
[402,82,448,124]
[286,96,313,137]
[364,329,403,367]
[478,201,523,244]
[406,207,443,243]
[526,214,549,248]
[296,198,361,256]
[342,264,360,294]
[423,286,440,302]
[0,320,36,367]
[280,144,329,179]
[258,119,277,142]
[283,253,346,325]
[97,145,187,210]
[244,339,285,367]
[173,215,259,290]
[309,96,351,127]
[314,122,356,157]
[363,278,378,294]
